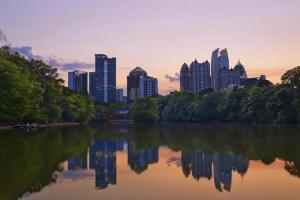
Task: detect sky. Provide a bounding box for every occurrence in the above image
[1,0,300,95]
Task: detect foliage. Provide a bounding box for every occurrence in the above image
[158,66,300,124]
[61,92,94,122]
[0,47,94,123]
[0,58,44,122]
[132,98,157,122]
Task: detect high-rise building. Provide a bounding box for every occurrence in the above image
[219,68,241,90]
[218,49,230,69]
[190,60,211,93]
[68,70,88,94]
[211,48,245,90]
[180,63,191,92]
[234,60,247,80]
[127,67,158,102]
[116,88,124,102]
[180,60,211,94]
[89,72,95,97]
[95,54,116,103]
[211,48,220,91]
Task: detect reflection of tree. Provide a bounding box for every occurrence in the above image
[0,127,92,200]
[157,124,300,179]
[1,124,300,198]
[285,161,300,178]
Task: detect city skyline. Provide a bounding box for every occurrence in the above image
[1,0,300,94]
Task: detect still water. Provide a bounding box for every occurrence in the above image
[1,123,300,200]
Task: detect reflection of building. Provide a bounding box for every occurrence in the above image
[128,141,159,174]
[95,54,116,103]
[89,141,116,189]
[181,150,249,192]
[89,140,124,189]
[127,67,158,102]
[67,155,88,170]
[68,70,88,94]
[181,150,212,180]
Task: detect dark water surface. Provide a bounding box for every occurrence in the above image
[1,123,300,200]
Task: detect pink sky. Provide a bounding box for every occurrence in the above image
[1,0,300,94]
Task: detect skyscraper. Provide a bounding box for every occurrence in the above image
[180,60,211,94]
[95,54,116,103]
[89,72,95,97]
[180,63,191,92]
[116,88,124,102]
[211,48,220,90]
[190,60,211,93]
[218,48,230,69]
[68,70,88,94]
[211,48,243,90]
[127,67,158,102]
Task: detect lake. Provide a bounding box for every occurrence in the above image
[1,123,300,200]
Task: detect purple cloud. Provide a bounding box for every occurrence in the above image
[1,28,93,72]
[11,46,93,71]
[165,73,180,82]
[0,28,10,46]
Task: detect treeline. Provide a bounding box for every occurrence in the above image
[0,47,94,123]
[158,66,300,124]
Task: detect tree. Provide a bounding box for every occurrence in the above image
[0,58,44,122]
[132,98,157,122]
[281,66,300,88]
[0,47,95,123]
[281,66,300,122]
[61,93,94,122]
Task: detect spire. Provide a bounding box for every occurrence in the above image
[237,59,242,65]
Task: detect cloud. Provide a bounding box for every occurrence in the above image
[11,46,93,71]
[1,28,93,72]
[165,73,180,82]
[0,29,10,46]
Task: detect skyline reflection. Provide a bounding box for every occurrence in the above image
[64,140,249,192]
[2,124,300,200]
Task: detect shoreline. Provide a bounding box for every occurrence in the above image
[0,122,82,131]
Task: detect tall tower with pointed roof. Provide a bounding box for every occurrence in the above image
[180,63,191,92]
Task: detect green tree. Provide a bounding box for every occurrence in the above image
[61,93,94,122]
[0,58,44,122]
[132,98,157,122]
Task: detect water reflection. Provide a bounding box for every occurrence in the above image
[181,151,249,192]
[63,139,250,193]
[1,124,300,199]
[128,141,159,174]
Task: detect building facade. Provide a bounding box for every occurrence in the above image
[211,48,230,90]
[89,72,95,97]
[210,48,248,91]
[180,63,191,92]
[116,88,124,102]
[180,60,211,94]
[95,54,116,103]
[190,60,211,93]
[68,70,88,94]
[127,67,158,102]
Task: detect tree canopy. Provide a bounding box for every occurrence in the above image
[0,47,94,123]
